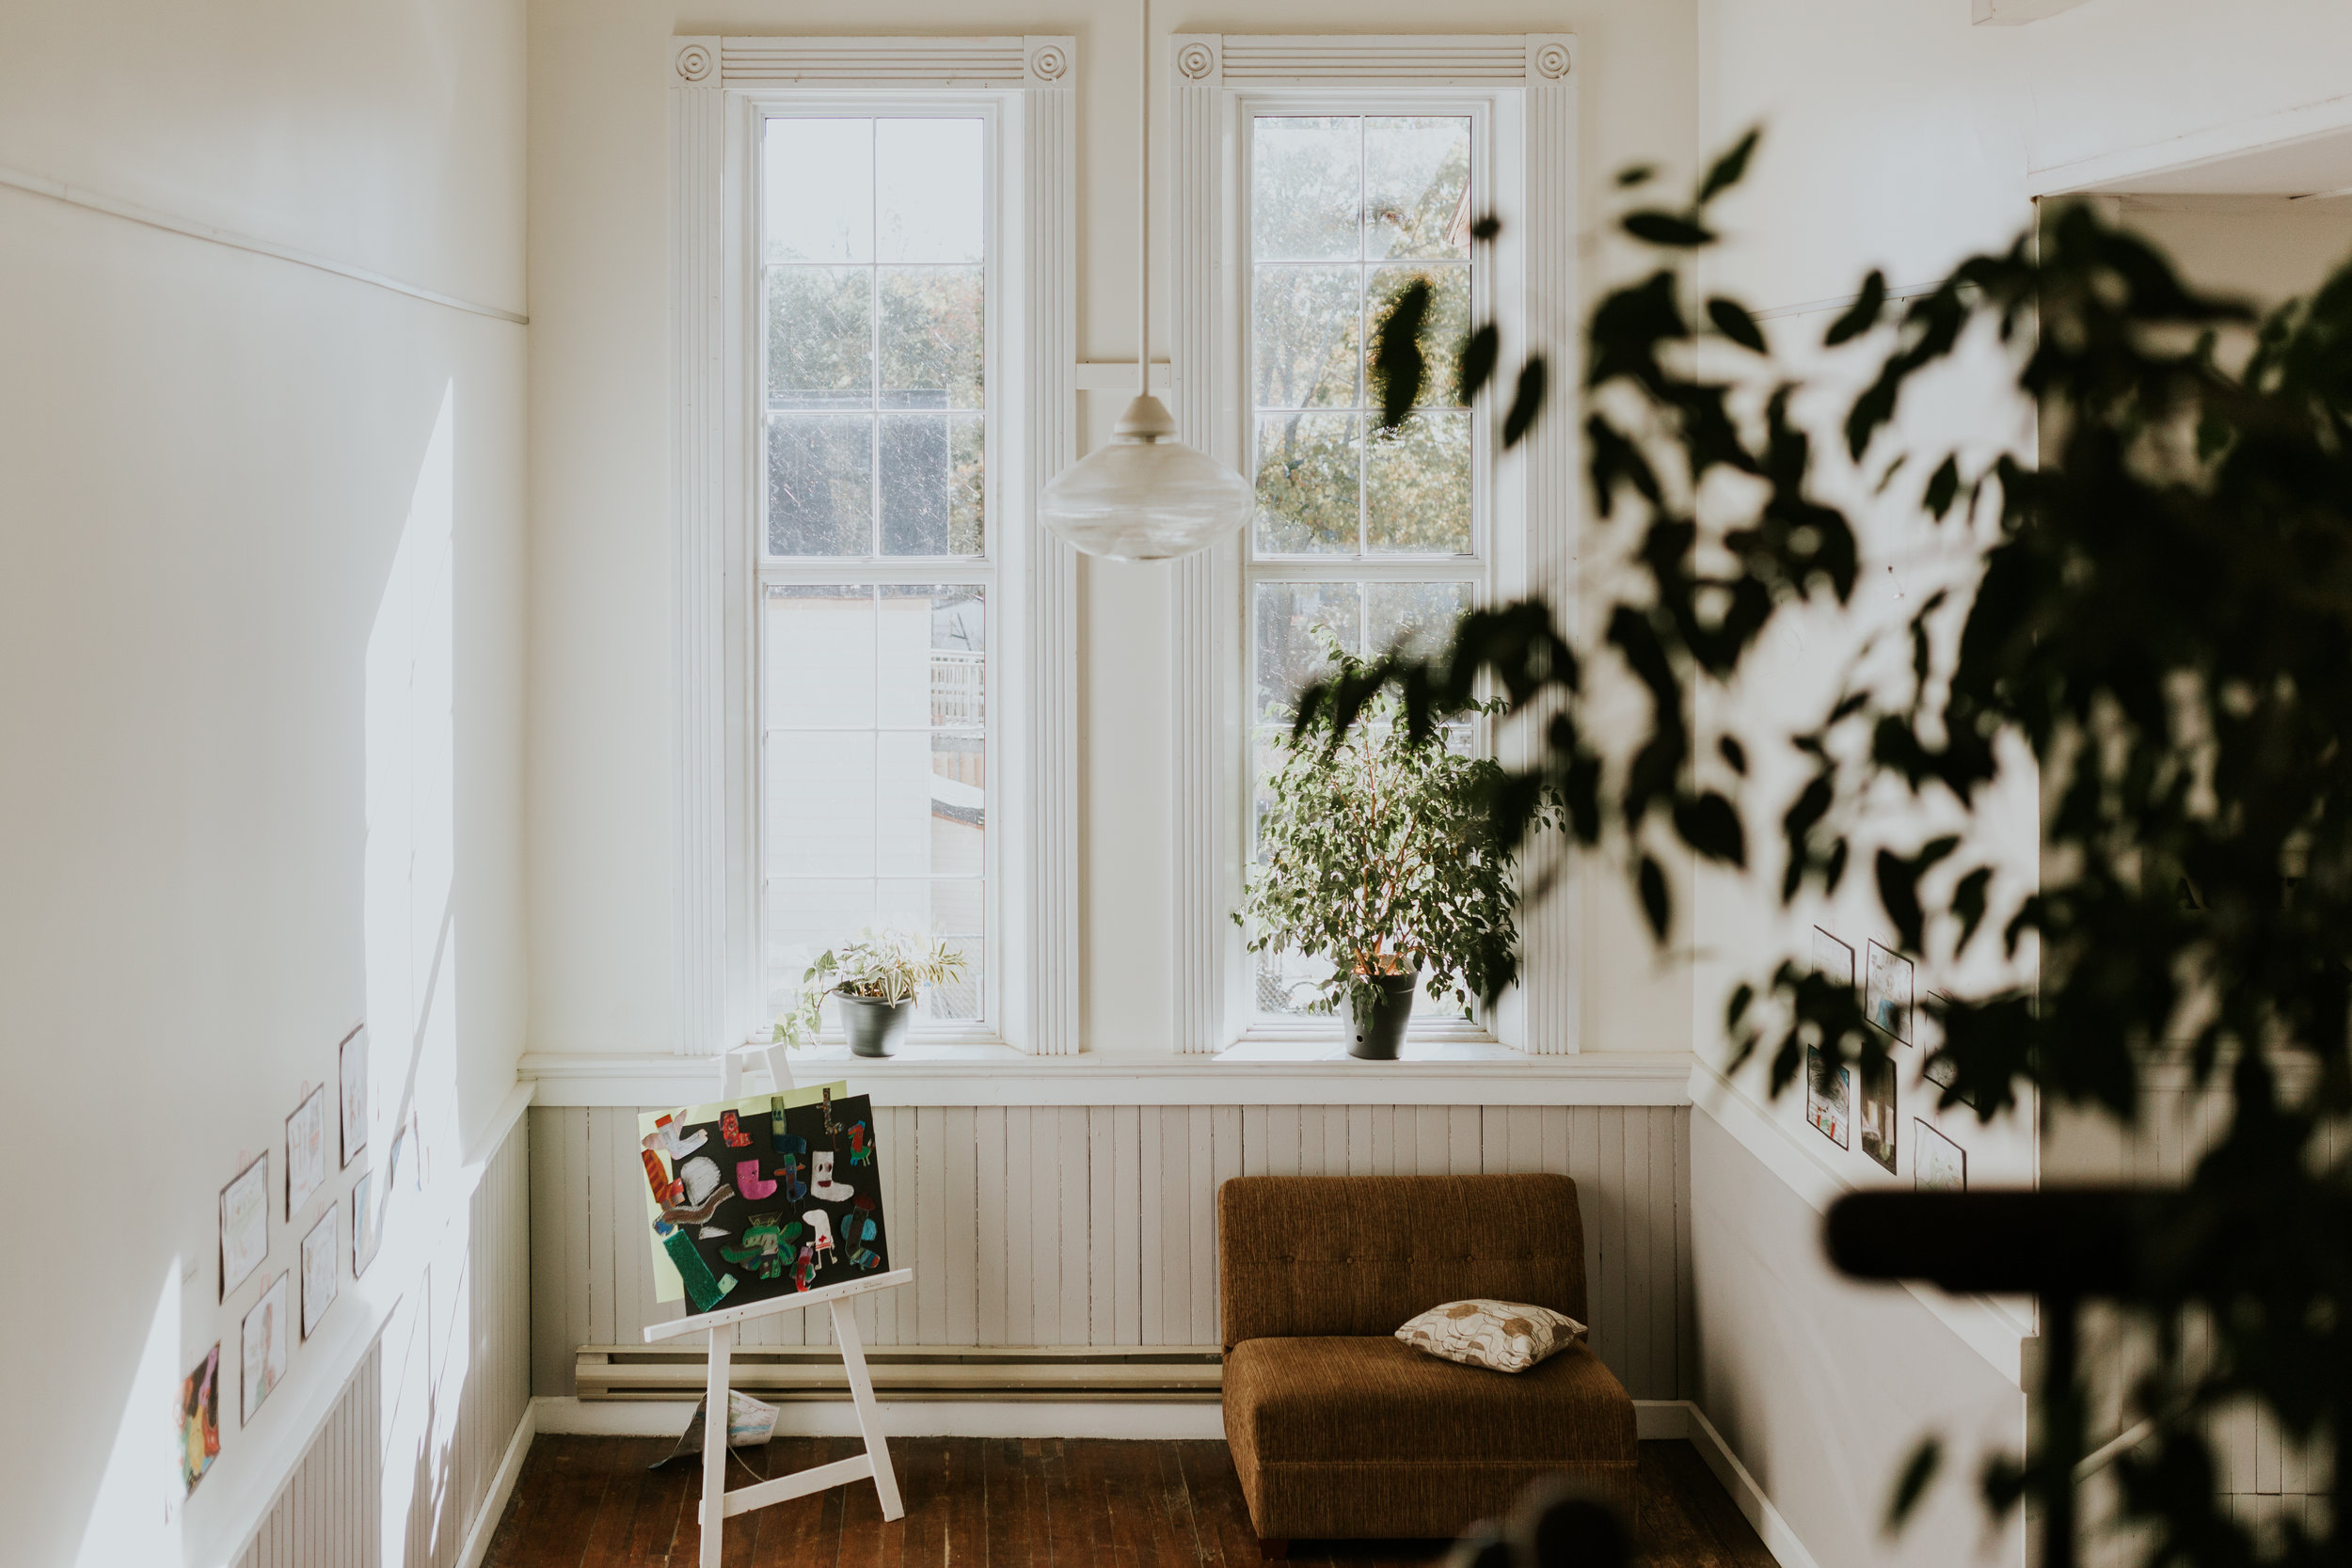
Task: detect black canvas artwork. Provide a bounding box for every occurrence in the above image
[640,1082,890,1315]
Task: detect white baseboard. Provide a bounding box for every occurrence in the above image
[456,1402,538,1568]
[1632,1399,1689,1440]
[530,1395,1226,1441]
[1678,1402,1824,1568]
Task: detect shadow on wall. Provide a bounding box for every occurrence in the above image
[71,382,489,1568]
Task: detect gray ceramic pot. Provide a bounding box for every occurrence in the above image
[1343,971,1420,1060]
[837,992,916,1057]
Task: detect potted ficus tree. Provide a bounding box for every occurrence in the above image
[1237,637,1550,1058]
[771,927,969,1058]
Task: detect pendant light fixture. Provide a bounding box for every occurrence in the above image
[1037,0,1254,561]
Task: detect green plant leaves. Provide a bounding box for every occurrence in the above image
[1622,210,1715,248]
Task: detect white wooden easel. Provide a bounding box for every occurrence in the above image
[639,1042,912,1567]
[642,1267,914,1565]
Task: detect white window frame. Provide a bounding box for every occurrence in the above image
[1167,34,1580,1055]
[672,35,1080,1057]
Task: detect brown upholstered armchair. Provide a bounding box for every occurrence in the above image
[1217,1174,1638,1553]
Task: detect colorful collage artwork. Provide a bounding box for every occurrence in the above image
[640,1082,891,1313]
[1804,1043,1851,1149]
[180,1343,221,1496]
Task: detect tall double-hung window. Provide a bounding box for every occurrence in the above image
[759,114,993,1032]
[1165,35,1576,1053]
[1247,113,1483,1020]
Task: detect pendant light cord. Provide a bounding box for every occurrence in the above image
[1138,0,1150,402]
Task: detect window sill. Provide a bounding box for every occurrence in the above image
[516,1046,1695,1109]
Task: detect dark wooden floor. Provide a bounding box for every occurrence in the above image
[484,1434,1776,1568]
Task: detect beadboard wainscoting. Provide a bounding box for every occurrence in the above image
[529,1101,1694,1402]
[227,1113,532,1568]
[2048,1070,2340,1560]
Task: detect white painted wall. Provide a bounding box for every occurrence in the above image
[0,2,531,1562]
[1684,4,2352,1567]
[524,0,1704,1060]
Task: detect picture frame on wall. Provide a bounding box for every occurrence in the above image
[1920,990,1979,1109]
[339,1023,369,1168]
[1865,941,1914,1044]
[286,1085,328,1217]
[219,1153,270,1300]
[1915,1119,1967,1191]
[1858,1053,1897,1173]
[301,1206,339,1338]
[241,1272,290,1425]
[353,1171,380,1277]
[1804,1044,1851,1149]
[179,1343,222,1497]
[1812,926,1854,988]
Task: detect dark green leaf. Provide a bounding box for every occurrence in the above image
[1502,357,1548,449]
[1369,277,1432,433]
[1457,323,1501,404]
[1675,792,1747,866]
[1952,866,1992,953]
[1637,854,1671,939]
[1885,1438,1943,1533]
[1696,127,1760,205]
[1924,454,1960,519]
[1623,210,1716,248]
[1824,270,1887,346]
[1615,164,1657,189]
[1708,297,1767,353]
[1719,735,1748,775]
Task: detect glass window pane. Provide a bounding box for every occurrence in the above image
[1369,264,1470,410]
[1256,948,1335,1018]
[765,879,879,1014]
[877,731,935,877]
[1255,413,1359,555]
[765,732,876,878]
[769,267,873,408]
[1364,411,1470,554]
[1366,580,1468,660]
[876,119,984,263]
[765,119,874,263]
[927,926,982,1022]
[1253,118,1361,261]
[1253,265,1360,411]
[880,267,984,410]
[880,414,983,556]
[768,416,872,556]
[1366,117,1471,260]
[1253,580,1360,721]
[765,585,876,726]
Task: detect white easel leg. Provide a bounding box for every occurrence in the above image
[830,1299,903,1521]
[702,1320,734,1568]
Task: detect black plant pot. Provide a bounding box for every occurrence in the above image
[1344,972,1420,1060]
[837,992,916,1057]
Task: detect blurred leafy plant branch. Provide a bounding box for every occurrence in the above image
[1327,128,2352,1563]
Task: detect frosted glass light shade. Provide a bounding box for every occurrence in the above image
[1038,394,1254,562]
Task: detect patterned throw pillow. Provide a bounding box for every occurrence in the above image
[1394,1298,1587,1373]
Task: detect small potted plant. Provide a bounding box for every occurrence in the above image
[771,927,970,1058]
[1237,637,1549,1058]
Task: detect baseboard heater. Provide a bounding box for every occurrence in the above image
[575,1344,1224,1402]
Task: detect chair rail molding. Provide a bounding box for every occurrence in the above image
[1166,34,1580,1054]
[669,34,1081,1057]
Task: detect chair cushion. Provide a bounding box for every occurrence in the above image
[1396,1298,1587,1373]
[1224,1334,1636,1465]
